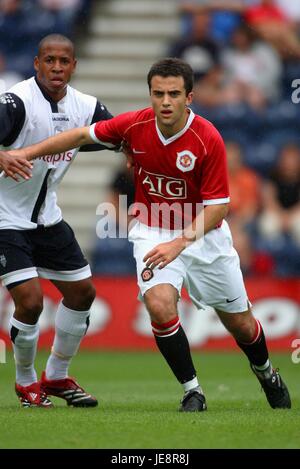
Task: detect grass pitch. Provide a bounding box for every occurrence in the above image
[0,350,299,449]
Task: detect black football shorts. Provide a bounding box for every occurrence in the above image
[0,220,91,289]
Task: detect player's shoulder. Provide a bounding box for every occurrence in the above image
[192,112,219,134]
[122,107,155,128]
[134,107,155,121]
[6,77,34,101]
[0,78,29,114]
[191,112,223,141]
[67,84,97,109]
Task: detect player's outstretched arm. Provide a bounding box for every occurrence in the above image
[21,127,93,161]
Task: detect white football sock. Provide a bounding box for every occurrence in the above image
[45,301,90,380]
[183,376,203,394]
[10,317,39,386]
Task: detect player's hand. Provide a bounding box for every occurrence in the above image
[0,150,33,181]
[143,237,187,269]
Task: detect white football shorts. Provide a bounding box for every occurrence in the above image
[128,220,249,313]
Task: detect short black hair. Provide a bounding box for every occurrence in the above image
[147,58,194,95]
[37,34,75,57]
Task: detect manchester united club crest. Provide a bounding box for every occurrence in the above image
[141,267,154,282]
[176,150,197,172]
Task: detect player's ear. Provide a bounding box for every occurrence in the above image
[186,91,193,106]
[72,58,77,74]
[33,56,39,72]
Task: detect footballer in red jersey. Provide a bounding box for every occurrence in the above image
[1,58,291,412]
[90,107,230,229]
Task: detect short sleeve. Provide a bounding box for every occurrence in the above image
[0,93,25,146]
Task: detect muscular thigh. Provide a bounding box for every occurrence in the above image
[144,283,179,323]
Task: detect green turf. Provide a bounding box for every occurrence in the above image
[0,350,299,449]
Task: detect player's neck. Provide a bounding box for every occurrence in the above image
[157,109,190,139]
[35,77,67,103]
[43,87,67,103]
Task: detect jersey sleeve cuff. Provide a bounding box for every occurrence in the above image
[203,197,230,205]
[89,123,115,148]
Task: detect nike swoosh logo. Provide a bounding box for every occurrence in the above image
[226,297,240,303]
[132,148,146,154]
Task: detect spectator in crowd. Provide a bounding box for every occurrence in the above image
[226,141,261,224]
[191,66,225,109]
[0,0,85,77]
[37,0,86,36]
[222,24,282,106]
[225,141,272,275]
[169,10,221,81]
[244,0,300,60]
[254,143,300,276]
[275,0,300,29]
[258,144,300,245]
[0,0,36,77]
[179,1,300,59]
[177,1,257,43]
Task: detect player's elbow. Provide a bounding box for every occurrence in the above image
[77,127,92,147]
[222,203,230,218]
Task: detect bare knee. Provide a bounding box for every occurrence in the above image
[227,316,257,343]
[144,289,177,324]
[64,281,96,310]
[217,309,257,343]
[15,294,44,324]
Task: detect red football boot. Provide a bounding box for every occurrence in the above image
[15,381,53,408]
[40,371,98,407]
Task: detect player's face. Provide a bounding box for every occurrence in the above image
[34,42,77,101]
[150,75,193,137]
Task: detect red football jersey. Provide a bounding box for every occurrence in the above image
[91,108,230,229]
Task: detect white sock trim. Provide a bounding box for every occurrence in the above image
[10,317,38,332]
[253,359,271,372]
[183,377,200,393]
[55,301,90,337]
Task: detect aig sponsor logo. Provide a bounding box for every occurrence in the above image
[140,168,187,199]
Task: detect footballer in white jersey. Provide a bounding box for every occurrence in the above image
[0,34,113,408]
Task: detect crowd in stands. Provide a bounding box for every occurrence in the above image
[0,0,299,277]
[168,0,300,277]
[0,0,92,84]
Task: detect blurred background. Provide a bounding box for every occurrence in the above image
[0,0,299,351]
